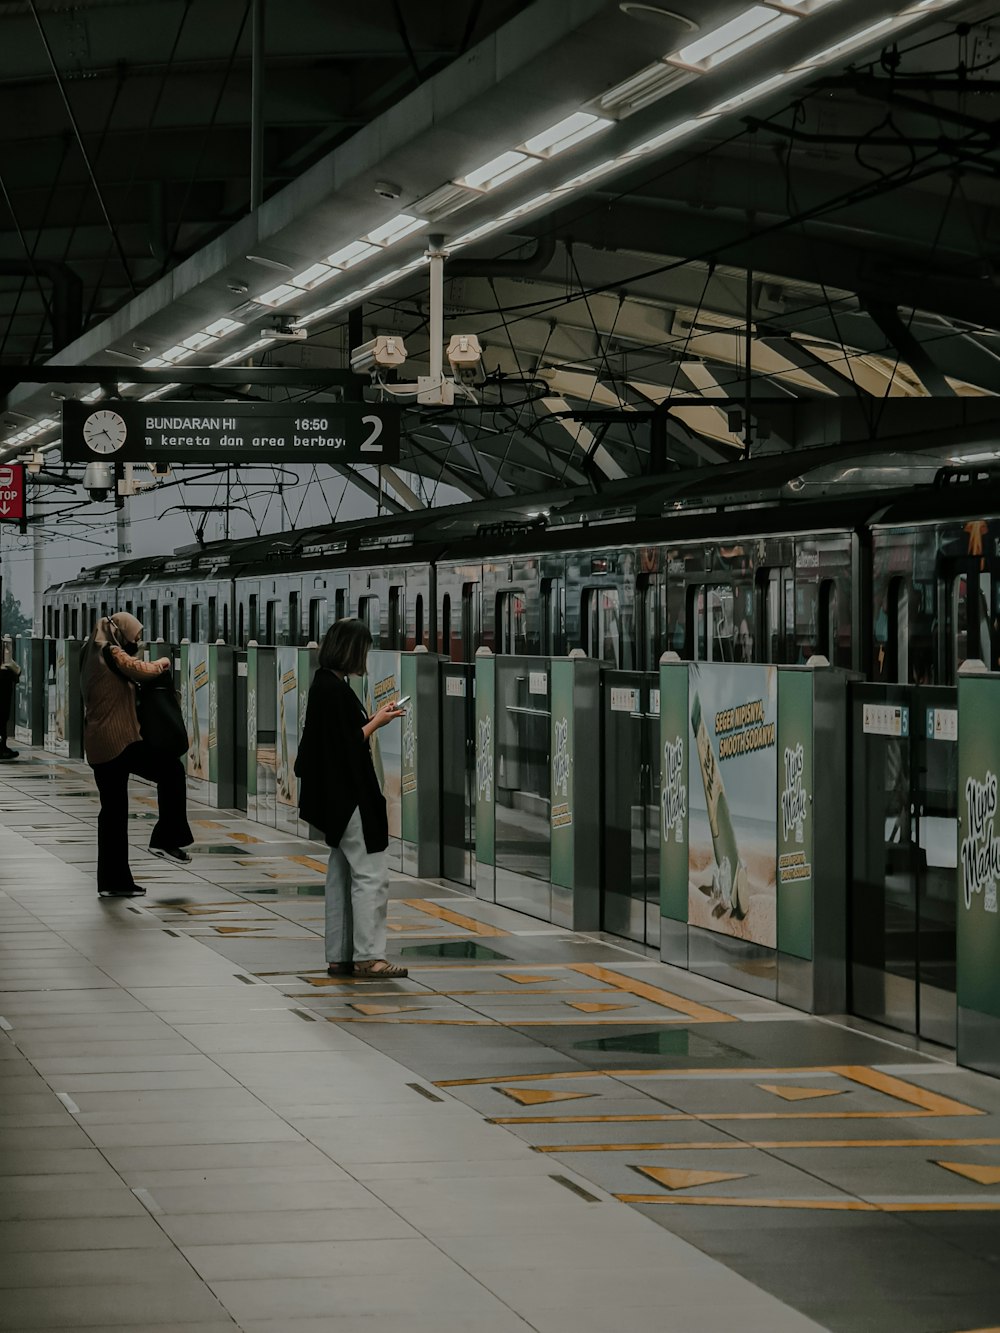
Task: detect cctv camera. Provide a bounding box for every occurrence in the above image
[270,320,308,342]
[83,461,113,502]
[447,333,482,383]
[350,335,408,375]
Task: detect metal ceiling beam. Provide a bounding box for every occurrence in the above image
[863,302,957,396]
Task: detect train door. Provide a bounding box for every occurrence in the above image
[582,586,622,665]
[440,661,475,886]
[461,582,480,661]
[850,683,957,1046]
[602,672,660,947]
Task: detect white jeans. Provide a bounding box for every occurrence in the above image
[324,808,388,964]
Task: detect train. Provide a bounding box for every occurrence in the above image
[40,445,1000,686]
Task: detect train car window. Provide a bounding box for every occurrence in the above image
[441,594,452,657]
[177,599,186,640]
[334,588,346,621]
[136,606,144,634]
[208,597,217,643]
[222,603,229,644]
[817,581,837,662]
[635,575,661,671]
[414,594,424,647]
[238,603,245,646]
[190,605,201,642]
[887,576,909,683]
[125,600,133,616]
[161,606,171,642]
[266,599,282,645]
[46,608,53,637]
[149,601,158,641]
[540,579,564,655]
[388,587,403,649]
[359,595,381,646]
[308,598,327,644]
[100,601,109,621]
[947,571,995,678]
[63,603,70,637]
[461,583,479,662]
[496,590,528,655]
[687,584,734,661]
[582,587,622,665]
[69,609,78,639]
[248,594,258,642]
[288,592,300,646]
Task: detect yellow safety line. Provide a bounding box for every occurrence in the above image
[400,898,508,937]
[536,1137,1000,1152]
[616,1195,1000,1213]
[289,855,327,873]
[835,1065,983,1118]
[568,964,735,1023]
[494,1111,945,1125]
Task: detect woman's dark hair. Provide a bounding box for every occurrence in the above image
[319,618,372,675]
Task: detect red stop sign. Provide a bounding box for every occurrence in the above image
[0,464,24,522]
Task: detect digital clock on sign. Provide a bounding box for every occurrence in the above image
[83,409,128,455]
[294,418,328,431]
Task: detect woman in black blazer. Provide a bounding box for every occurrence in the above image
[296,619,407,977]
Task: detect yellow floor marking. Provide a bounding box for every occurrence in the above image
[401,899,508,937]
[839,1066,984,1118]
[568,964,735,1023]
[636,1166,749,1191]
[498,972,558,984]
[289,855,327,873]
[213,926,271,934]
[330,1017,491,1026]
[936,1162,1000,1186]
[535,1135,1000,1152]
[758,1084,845,1102]
[227,832,262,844]
[617,1195,1000,1213]
[566,1002,634,1013]
[350,1002,430,1015]
[498,1088,595,1107]
[193,819,224,828]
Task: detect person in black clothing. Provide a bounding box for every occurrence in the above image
[0,651,20,761]
[296,619,407,978]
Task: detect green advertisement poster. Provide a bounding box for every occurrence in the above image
[275,646,299,814]
[475,654,495,867]
[400,654,418,845]
[777,670,814,960]
[208,645,219,788]
[246,648,258,804]
[957,674,1000,1021]
[659,662,689,923]
[550,660,575,890]
[687,664,778,949]
[186,643,210,781]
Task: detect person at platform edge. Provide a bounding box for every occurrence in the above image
[0,646,21,761]
[81,613,193,897]
[296,618,408,978]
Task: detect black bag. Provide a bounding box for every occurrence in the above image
[137,670,189,757]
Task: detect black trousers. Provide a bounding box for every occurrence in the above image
[0,674,13,747]
[92,741,193,892]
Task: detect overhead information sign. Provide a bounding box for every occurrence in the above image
[0,463,24,523]
[61,400,400,465]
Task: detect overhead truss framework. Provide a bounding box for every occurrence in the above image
[0,0,998,505]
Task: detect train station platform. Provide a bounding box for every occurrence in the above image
[2,750,1000,1333]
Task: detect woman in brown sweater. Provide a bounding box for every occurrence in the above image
[82,613,193,897]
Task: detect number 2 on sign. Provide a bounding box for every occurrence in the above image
[360,415,384,452]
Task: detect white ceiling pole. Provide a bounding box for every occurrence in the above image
[379,465,425,510]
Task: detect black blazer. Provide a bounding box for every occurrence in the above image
[295,669,388,853]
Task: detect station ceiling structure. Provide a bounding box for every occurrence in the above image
[0,0,998,508]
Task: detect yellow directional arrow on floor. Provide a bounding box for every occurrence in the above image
[498,1087,595,1106]
[349,1003,430,1015]
[935,1161,1000,1185]
[566,1002,634,1013]
[634,1166,748,1191]
[757,1084,845,1102]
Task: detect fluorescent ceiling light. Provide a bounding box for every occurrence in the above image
[522,112,611,158]
[448,219,507,248]
[460,150,540,191]
[365,214,425,246]
[497,192,557,222]
[707,71,794,115]
[556,159,621,191]
[140,383,180,401]
[245,254,294,271]
[765,0,843,10]
[81,388,102,402]
[624,115,714,159]
[203,317,243,337]
[142,356,168,368]
[327,239,379,269]
[291,262,334,289]
[255,283,299,307]
[670,6,798,71]
[212,337,276,367]
[791,16,894,68]
[902,0,963,9]
[182,332,214,350]
[598,62,695,117]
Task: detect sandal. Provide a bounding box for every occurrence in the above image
[327,962,354,976]
[353,960,408,978]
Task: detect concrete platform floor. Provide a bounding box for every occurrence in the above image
[1,750,999,1333]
